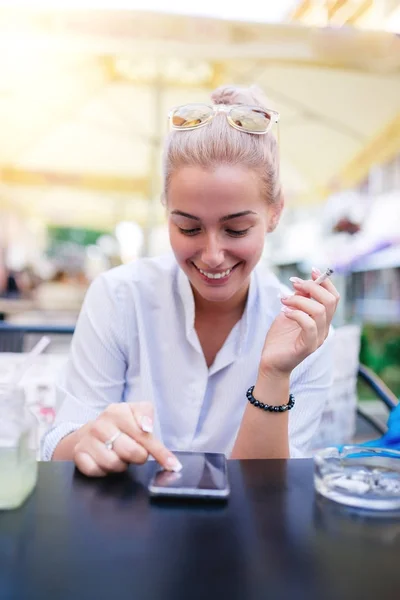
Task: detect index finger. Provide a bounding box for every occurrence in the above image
[311,268,340,300]
[105,403,182,472]
[129,403,183,472]
[291,278,338,308]
[289,274,339,324]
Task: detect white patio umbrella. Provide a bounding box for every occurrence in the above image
[0,8,399,254]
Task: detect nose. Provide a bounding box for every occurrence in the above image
[200,233,225,269]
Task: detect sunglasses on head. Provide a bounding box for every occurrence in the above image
[168,103,280,135]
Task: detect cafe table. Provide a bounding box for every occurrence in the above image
[1,459,400,600]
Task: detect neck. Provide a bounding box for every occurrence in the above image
[192,278,250,320]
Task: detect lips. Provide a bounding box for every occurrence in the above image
[192,261,241,282]
[198,267,232,279]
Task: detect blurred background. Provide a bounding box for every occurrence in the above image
[0,1,399,411]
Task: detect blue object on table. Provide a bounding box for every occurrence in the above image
[360,403,400,450]
[355,363,400,449]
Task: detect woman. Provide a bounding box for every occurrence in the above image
[42,85,339,476]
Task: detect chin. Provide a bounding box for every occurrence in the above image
[191,277,247,304]
[196,288,235,302]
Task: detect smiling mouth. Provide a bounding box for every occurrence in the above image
[192,262,241,280]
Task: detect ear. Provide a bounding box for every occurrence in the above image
[267,192,284,233]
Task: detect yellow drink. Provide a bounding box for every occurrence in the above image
[0,436,38,510]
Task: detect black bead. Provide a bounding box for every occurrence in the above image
[246,386,295,413]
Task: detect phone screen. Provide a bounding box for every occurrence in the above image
[148,452,229,500]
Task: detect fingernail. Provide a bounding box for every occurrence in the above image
[166,457,183,473]
[278,292,294,300]
[281,306,293,314]
[141,416,153,433]
[289,277,303,284]
[312,267,320,275]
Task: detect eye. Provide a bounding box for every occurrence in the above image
[226,228,250,237]
[178,227,201,236]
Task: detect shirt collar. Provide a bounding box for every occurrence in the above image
[237,269,258,355]
[177,265,196,339]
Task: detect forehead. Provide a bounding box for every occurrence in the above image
[167,165,265,217]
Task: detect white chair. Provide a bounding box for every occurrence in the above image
[312,324,398,451]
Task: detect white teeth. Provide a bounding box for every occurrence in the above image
[198,267,232,279]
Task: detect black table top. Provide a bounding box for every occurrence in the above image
[1,459,400,600]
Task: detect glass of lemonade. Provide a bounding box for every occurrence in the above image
[0,385,38,510]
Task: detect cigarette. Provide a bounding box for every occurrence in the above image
[314,267,334,285]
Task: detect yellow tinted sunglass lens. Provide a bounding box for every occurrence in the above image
[171,104,213,128]
[229,107,271,133]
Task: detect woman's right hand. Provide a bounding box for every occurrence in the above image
[73,402,182,477]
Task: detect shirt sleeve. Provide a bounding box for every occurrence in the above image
[288,328,335,458]
[41,273,129,460]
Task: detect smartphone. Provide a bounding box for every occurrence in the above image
[148,451,230,500]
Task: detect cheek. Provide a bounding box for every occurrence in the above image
[169,228,195,259]
[235,233,265,261]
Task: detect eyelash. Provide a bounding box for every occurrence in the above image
[178,227,250,238]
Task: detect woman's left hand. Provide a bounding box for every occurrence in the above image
[258,268,340,380]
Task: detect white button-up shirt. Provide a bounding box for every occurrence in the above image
[41,254,333,460]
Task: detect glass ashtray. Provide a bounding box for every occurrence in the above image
[314,446,400,511]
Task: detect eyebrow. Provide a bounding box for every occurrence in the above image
[171,210,257,222]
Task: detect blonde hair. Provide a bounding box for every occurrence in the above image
[162,84,281,207]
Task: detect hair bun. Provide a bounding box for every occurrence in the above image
[210,84,270,108]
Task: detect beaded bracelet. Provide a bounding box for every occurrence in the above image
[246,386,295,412]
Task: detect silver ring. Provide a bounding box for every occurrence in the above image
[104,430,122,451]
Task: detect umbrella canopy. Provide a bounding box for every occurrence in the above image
[0,8,399,231]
